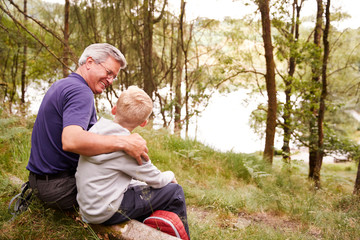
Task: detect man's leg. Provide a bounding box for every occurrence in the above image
[103,183,190,238]
[29,173,77,210]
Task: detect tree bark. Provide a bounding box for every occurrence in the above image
[313,0,330,188]
[354,159,360,195]
[183,23,194,138]
[20,0,27,114]
[62,0,70,77]
[142,0,154,98]
[309,0,323,181]
[9,49,20,114]
[174,0,185,134]
[142,0,167,99]
[282,0,302,163]
[258,0,277,164]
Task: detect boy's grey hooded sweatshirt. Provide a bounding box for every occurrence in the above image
[75,118,175,224]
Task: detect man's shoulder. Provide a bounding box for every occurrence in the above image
[52,77,92,103]
[56,74,88,89]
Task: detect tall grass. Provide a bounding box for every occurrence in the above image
[1,114,360,239]
[0,115,33,180]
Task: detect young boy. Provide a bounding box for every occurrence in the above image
[75,86,190,238]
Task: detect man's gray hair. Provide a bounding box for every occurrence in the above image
[78,43,127,69]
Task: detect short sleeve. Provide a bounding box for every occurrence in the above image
[62,85,96,130]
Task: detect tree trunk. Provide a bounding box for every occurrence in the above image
[282,0,302,163]
[313,0,330,188]
[184,50,189,137]
[142,0,167,100]
[9,50,20,114]
[354,159,360,195]
[20,0,27,114]
[62,0,70,77]
[309,0,323,181]
[174,0,185,134]
[183,23,193,138]
[258,0,277,164]
[142,0,154,99]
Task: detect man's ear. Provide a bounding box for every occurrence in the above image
[111,105,117,115]
[140,120,148,127]
[85,57,94,69]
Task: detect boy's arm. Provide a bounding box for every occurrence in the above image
[62,125,149,164]
[118,155,175,189]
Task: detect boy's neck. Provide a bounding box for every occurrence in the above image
[113,119,134,132]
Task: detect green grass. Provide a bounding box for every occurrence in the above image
[1,113,360,239]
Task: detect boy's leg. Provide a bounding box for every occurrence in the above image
[103,183,190,238]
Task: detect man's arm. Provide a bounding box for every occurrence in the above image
[62,125,149,164]
[116,155,175,189]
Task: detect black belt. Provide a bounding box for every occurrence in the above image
[30,171,75,180]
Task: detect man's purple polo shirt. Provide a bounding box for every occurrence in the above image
[27,73,97,175]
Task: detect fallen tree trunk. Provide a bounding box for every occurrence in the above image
[90,220,180,240]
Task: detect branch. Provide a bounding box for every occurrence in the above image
[124,5,142,36]
[8,0,63,44]
[215,69,265,89]
[276,66,285,81]
[326,42,360,79]
[7,0,78,65]
[0,3,73,72]
[153,0,167,24]
[0,22,9,33]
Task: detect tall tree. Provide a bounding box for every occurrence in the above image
[309,0,323,181]
[20,0,27,113]
[313,0,330,187]
[62,0,70,77]
[280,0,303,163]
[355,157,360,194]
[182,22,193,137]
[258,0,277,164]
[174,0,185,133]
[142,0,167,99]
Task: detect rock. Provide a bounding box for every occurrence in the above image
[233,217,251,230]
[8,174,24,186]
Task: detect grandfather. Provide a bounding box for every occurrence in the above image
[27,43,149,210]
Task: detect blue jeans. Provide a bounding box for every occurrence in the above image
[103,183,190,238]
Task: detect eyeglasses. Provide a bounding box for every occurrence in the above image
[98,62,118,81]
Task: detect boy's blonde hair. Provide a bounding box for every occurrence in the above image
[115,86,153,128]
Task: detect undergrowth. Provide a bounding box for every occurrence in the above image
[1,113,360,239]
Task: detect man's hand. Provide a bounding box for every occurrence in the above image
[171,177,178,184]
[121,133,149,165]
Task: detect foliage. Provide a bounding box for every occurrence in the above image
[1,0,245,134]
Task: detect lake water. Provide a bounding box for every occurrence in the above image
[179,88,273,153]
